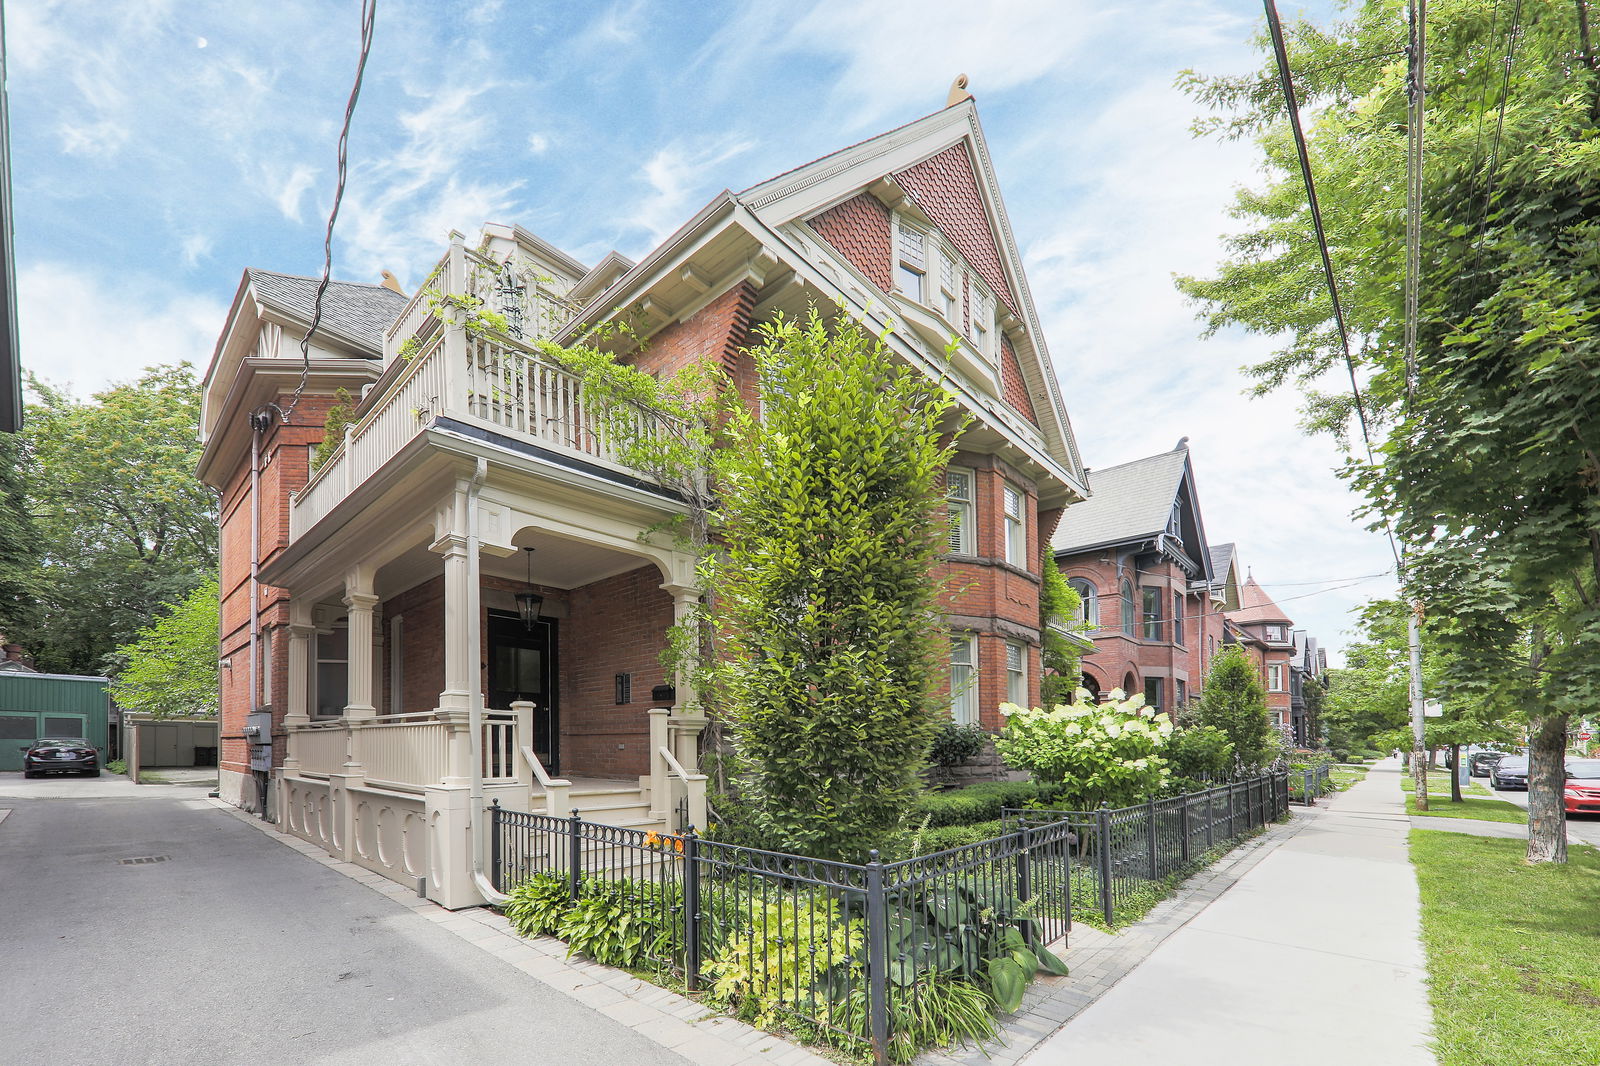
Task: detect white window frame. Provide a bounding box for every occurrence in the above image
[895,218,928,304]
[1002,483,1026,566]
[1267,663,1285,692]
[946,467,975,556]
[950,634,978,725]
[970,282,995,362]
[936,245,958,322]
[313,624,349,720]
[1005,641,1027,708]
[1068,578,1098,627]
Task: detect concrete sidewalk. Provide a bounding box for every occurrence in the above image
[1024,760,1435,1065]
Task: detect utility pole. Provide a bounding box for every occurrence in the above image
[1403,0,1430,809]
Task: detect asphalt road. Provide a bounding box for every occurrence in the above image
[0,772,688,1066]
[1486,779,1600,849]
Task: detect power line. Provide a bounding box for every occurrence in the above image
[1260,0,1403,573]
[261,0,378,428]
[1476,0,1525,243]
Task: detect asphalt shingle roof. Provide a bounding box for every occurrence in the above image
[1208,542,1237,584]
[246,270,407,354]
[1052,449,1188,553]
[1229,576,1293,626]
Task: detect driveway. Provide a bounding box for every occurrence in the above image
[1487,781,1600,849]
[0,771,689,1066]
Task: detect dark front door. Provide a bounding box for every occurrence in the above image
[487,611,559,774]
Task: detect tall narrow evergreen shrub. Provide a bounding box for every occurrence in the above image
[711,310,961,861]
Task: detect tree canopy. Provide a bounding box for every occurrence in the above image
[107,578,220,718]
[1179,0,1600,861]
[22,364,217,674]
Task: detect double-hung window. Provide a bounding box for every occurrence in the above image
[1068,578,1098,627]
[950,635,978,724]
[1121,580,1137,637]
[1142,586,1163,641]
[1267,663,1285,692]
[896,220,927,304]
[970,284,994,360]
[1172,592,1185,646]
[946,467,974,555]
[1006,642,1027,707]
[937,246,959,321]
[1003,483,1025,566]
[1144,677,1163,713]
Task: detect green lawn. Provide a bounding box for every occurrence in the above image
[1410,831,1600,1066]
[1404,793,1527,823]
[1399,771,1490,797]
[1329,765,1370,791]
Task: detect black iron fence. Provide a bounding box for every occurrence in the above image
[489,772,1285,1064]
[1003,771,1289,928]
[1289,763,1332,804]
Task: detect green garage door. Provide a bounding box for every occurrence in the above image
[0,712,89,770]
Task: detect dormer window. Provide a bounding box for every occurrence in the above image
[970,283,995,361]
[937,246,958,321]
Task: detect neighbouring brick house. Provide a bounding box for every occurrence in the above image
[1224,576,1301,736]
[196,98,1088,907]
[1050,441,1227,715]
[1050,441,1326,741]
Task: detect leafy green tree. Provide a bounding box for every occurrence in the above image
[1178,1,1600,861]
[22,365,218,674]
[1301,671,1327,748]
[1039,557,1087,707]
[1162,723,1236,790]
[0,431,39,639]
[1193,645,1275,775]
[710,310,961,862]
[107,578,219,718]
[995,691,1173,809]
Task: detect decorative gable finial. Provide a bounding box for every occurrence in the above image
[947,74,973,108]
[379,270,405,295]
[1174,435,1190,451]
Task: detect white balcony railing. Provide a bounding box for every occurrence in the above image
[289,244,674,543]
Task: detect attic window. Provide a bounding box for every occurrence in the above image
[896,220,927,303]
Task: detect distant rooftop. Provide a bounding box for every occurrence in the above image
[1053,449,1188,553]
[246,270,408,353]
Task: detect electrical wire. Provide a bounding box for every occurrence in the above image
[262,0,377,428]
[1476,0,1525,243]
[1261,0,1403,573]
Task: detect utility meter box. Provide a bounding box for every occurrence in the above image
[245,711,273,772]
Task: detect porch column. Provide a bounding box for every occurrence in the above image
[343,567,379,720]
[663,583,706,771]
[432,534,474,715]
[280,603,316,773]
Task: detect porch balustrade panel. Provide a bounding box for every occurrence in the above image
[354,713,453,792]
[291,723,348,778]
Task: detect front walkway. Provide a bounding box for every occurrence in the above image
[1024,759,1435,1065]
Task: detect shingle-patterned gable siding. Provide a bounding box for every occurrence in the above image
[807,193,893,292]
[246,270,407,353]
[893,143,1017,315]
[1000,335,1036,423]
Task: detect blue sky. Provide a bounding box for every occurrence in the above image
[9,0,1389,658]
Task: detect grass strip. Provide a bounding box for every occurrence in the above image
[1404,794,1526,823]
[1410,830,1600,1066]
[1399,772,1489,796]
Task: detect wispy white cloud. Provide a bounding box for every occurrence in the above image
[265,163,319,222]
[622,137,754,250]
[180,232,214,268]
[18,262,227,396]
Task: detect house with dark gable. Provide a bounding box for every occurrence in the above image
[196,97,1088,908]
[1051,442,1326,738]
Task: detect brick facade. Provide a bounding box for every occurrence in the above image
[806,193,893,292]
[999,335,1036,424]
[893,142,1017,314]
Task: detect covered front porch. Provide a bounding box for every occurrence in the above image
[261,426,708,908]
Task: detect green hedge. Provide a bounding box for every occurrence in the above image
[912,781,1057,828]
[914,819,1007,854]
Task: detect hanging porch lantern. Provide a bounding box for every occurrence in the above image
[515,546,543,629]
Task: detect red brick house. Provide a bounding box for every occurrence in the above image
[1050,441,1237,714]
[196,99,1087,906]
[1224,576,1298,734]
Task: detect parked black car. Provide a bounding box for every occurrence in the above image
[21,737,100,778]
[1470,751,1511,778]
[1490,755,1529,790]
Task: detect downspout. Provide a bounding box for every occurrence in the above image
[248,410,272,817]
[464,457,507,903]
